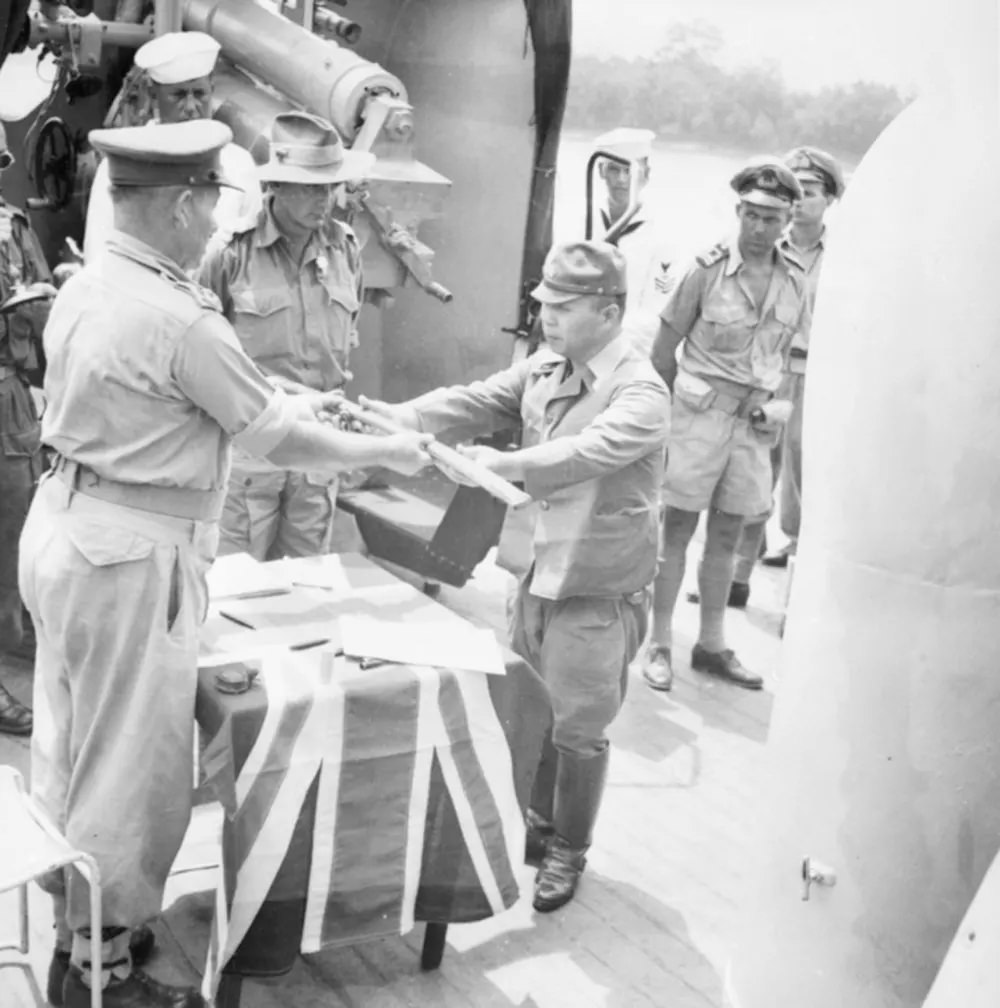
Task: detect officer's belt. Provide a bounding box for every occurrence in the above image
[702,375,772,418]
[51,455,223,522]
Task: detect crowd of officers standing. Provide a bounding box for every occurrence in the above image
[0,27,843,1008]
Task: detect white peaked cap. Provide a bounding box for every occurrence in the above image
[135,31,221,85]
[593,127,655,161]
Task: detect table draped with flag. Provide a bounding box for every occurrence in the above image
[193,554,548,996]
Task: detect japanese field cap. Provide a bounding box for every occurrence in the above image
[134,31,220,85]
[531,240,627,305]
[89,120,242,190]
[258,112,375,185]
[730,157,803,209]
[594,127,655,162]
[784,145,845,198]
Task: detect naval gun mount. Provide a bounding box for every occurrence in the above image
[14,0,505,587]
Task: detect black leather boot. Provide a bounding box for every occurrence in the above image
[524,733,558,865]
[533,748,609,913]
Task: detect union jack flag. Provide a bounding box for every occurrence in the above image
[199,647,525,999]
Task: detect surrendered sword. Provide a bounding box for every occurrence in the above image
[324,398,532,510]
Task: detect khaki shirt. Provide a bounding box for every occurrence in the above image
[410,335,670,600]
[197,197,362,393]
[43,232,296,492]
[778,227,826,367]
[662,236,811,393]
[83,141,262,264]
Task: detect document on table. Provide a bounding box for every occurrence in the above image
[339,612,506,676]
[206,552,292,601]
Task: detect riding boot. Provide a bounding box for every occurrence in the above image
[533,747,609,913]
[525,732,558,865]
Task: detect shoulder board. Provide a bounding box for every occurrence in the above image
[778,245,806,270]
[695,243,728,269]
[165,274,223,313]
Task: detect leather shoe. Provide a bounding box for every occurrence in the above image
[691,644,763,690]
[524,808,554,867]
[0,682,32,735]
[641,646,673,691]
[533,838,587,913]
[685,582,749,609]
[761,548,793,568]
[63,964,203,1008]
[49,926,156,1006]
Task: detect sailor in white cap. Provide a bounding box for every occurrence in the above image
[82,30,262,263]
[592,126,677,355]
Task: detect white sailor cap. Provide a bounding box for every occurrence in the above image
[135,31,220,85]
[593,127,655,162]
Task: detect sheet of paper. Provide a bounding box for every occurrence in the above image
[338,612,506,676]
[271,552,398,594]
[206,552,292,601]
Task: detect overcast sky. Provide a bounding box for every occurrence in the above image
[571,0,943,93]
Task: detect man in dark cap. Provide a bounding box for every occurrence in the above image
[197,111,374,563]
[363,239,670,913]
[642,158,811,692]
[0,119,54,733]
[21,119,430,1008]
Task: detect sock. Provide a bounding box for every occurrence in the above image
[733,513,768,583]
[650,508,700,648]
[698,508,744,651]
[71,927,132,989]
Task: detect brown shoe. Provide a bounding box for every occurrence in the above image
[533,838,587,913]
[641,646,673,691]
[691,644,763,690]
[0,682,32,735]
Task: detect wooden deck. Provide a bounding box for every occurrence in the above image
[0,524,787,1008]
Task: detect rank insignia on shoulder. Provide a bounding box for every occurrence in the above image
[695,243,728,269]
[189,282,223,313]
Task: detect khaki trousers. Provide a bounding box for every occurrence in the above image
[19,474,216,930]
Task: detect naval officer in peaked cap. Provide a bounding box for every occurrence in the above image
[22,119,431,1008]
[643,157,810,693]
[83,30,262,263]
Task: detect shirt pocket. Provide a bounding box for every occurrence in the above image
[759,302,800,356]
[231,286,293,361]
[319,274,361,352]
[701,301,752,354]
[0,378,41,458]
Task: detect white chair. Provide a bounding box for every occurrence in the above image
[0,765,103,1008]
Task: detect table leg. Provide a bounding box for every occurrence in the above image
[420,922,448,970]
[216,973,244,1008]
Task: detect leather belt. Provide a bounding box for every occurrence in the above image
[702,376,772,419]
[51,455,223,521]
[789,347,808,360]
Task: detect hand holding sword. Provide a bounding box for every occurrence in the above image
[317,394,531,509]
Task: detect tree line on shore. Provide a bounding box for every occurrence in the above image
[566,22,909,160]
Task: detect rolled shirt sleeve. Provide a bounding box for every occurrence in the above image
[171,312,297,457]
[659,261,708,337]
[520,379,671,499]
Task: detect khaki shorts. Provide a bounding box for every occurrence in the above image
[662,394,778,516]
